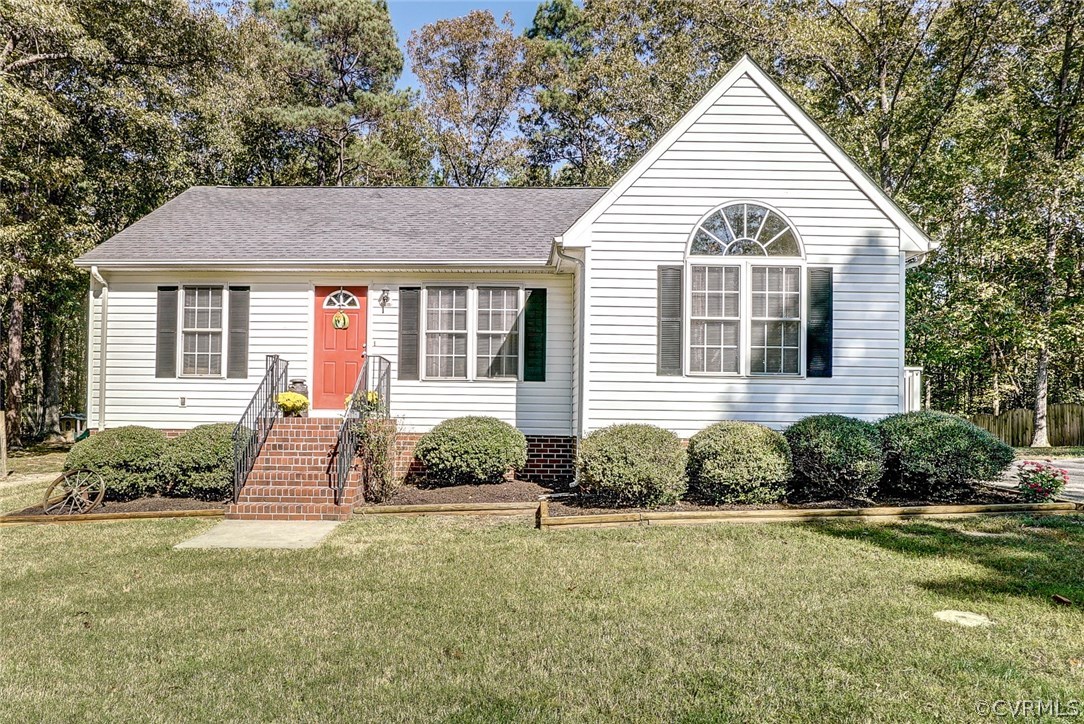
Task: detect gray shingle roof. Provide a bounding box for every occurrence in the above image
[76,186,608,267]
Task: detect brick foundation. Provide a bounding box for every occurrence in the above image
[392,432,577,484]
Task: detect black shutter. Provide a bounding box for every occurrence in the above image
[227,286,250,379]
[155,286,178,378]
[523,288,547,381]
[398,287,420,380]
[657,266,683,375]
[807,267,833,377]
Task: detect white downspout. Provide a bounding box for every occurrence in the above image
[90,266,108,430]
[552,241,586,440]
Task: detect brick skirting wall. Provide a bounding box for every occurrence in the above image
[522,436,577,483]
[392,432,577,484]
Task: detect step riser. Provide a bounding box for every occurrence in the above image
[238,491,357,504]
[230,417,359,520]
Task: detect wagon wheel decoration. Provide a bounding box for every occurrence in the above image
[42,469,106,515]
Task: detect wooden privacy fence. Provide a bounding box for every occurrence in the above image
[971,404,1084,447]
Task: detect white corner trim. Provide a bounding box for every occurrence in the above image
[89,266,109,430]
[557,55,934,254]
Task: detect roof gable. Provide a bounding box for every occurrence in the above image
[558,55,932,254]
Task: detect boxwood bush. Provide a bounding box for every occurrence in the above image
[577,424,687,507]
[413,416,527,485]
[687,421,791,504]
[160,423,236,500]
[64,426,167,500]
[878,411,1014,500]
[784,414,883,501]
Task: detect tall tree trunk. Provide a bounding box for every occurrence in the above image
[1031,217,1058,447]
[4,271,25,448]
[42,316,63,441]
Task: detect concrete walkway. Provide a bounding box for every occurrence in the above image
[174,520,340,549]
[995,458,1084,502]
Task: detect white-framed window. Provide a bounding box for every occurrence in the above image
[686,202,805,377]
[420,285,524,381]
[750,266,801,375]
[424,286,468,379]
[181,286,224,376]
[476,287,520,378]
[690,266,740,374]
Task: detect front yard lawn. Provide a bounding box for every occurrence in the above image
[3,509,1083,721]
[1016,446,1084,459]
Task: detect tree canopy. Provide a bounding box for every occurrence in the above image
[1,0,1081,446]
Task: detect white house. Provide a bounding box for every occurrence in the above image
[76,56,932,487]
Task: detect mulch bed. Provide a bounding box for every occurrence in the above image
[377,479,568,507]
[5,496,226,518]
[546,484,1025,517]
[371,480,1028,514]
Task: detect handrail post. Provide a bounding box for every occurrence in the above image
[328,355,392,505]
[232,354,288,503]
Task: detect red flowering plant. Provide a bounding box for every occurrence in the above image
[1015,461,1069,502]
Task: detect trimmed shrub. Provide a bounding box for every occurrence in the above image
[687,421,791,504]
[785,415,882,500]
[413,416,527,485]
[160,423,236,500]
[879,411,1014,500]
[64,426,166,500]
[577,424,687,507]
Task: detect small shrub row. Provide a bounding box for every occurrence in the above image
[65,424,236,501]
[573,412,1014,508]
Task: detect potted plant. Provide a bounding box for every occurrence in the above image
[276,392,309,418]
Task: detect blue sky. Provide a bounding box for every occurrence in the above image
[387,0,541,90]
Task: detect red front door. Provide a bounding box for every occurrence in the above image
[313,286,367,409]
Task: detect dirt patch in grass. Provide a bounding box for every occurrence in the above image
[377,479,566,506]
[5,496,226,517]
[547,484,1025,517]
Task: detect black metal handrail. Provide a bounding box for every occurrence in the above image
[232,355,288,503]
[328,355,391,505]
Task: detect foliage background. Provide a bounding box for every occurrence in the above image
[2,0,1081,445]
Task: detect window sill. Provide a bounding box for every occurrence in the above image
[680,372,807,380]
[419,377,522,383]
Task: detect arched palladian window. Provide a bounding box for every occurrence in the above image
[690,202,802,257]
[686,202,805,376]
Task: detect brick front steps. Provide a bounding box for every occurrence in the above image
[227,417,360,521]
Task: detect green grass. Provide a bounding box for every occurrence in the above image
[3,498,1084,722]
[0,446,68,514]
[1016,446,1084,459]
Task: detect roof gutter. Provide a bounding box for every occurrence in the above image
[71,259,556,271]
[905,250,932,270]
[89,266,108,431]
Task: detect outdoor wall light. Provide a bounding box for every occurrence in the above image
[379,289,390,310]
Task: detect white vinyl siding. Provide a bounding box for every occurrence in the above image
[90,271,573,436]
[578,72,904,436]
[368,274,573,435]
[93,275,309,428]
